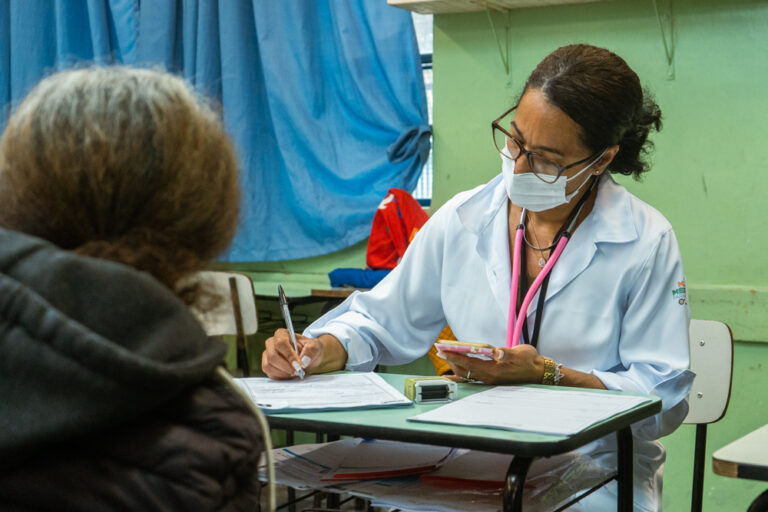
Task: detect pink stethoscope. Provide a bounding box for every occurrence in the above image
[505,203,588,348]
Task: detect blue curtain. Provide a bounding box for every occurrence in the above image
[0,0,429,262]
[0,0,137,127]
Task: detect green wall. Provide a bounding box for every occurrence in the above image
[430,1,768,509]
[432,0,768,341]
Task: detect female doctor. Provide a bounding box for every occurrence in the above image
[263,44,693,511]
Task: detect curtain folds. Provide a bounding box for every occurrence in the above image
[0,0,137,127]
[0,0,429,262]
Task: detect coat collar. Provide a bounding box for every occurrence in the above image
[455,174,639,320]
[589,174,638,245]
[456,174,507,236]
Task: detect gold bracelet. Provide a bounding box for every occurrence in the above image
[541,357,556,385]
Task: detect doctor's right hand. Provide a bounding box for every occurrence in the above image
[262,329,323,380]
[262,330,348,380]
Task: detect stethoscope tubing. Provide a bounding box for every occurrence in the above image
[506,221,524,348]
[506,204,585,348]
[504,176,599,349]
[506,230,569,347]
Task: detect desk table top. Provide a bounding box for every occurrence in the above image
[310,288,358,299]
[713,424,768,481]
[265,373,661,458]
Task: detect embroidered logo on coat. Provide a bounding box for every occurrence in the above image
[672,280,687,305]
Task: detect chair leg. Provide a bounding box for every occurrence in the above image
[236,347,249,377]
[503,455,532,512]
[229,277,250,377]
[691,424,707,512]
[747,489,768,512]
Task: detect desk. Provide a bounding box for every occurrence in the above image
[311,288,359,314]
[310,288,357,299]
[246,274,331,305]
[713,424,768,510]
[266,373,661,511]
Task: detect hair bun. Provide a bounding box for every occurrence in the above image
[75,229,201,293]
[611,91,663,178]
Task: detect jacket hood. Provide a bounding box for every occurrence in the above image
[0,228,227,468]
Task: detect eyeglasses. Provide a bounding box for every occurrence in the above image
[492,106,602,184]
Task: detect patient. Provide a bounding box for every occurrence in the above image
[0,68,262,510]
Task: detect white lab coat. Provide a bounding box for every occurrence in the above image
[305,174,694,511]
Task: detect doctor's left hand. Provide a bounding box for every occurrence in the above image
[442,344,545,385]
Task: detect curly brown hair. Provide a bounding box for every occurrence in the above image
[0,67,240,304]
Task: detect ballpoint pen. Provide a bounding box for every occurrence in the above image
[277,285,305,380]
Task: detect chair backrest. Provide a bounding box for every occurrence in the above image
[684,319,734,425]
[193,271,258,336]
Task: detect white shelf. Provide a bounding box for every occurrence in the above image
[388,0,604,15]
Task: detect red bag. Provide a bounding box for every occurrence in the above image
[366,188,429,270]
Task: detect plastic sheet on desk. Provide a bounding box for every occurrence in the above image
[259,440,613,512]
[348,476,500,512]
[258,439,457,489]
[258,442,343,490]
[347,451,612,512]
[521,451,614,511]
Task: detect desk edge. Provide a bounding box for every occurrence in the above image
[266,398,661,457]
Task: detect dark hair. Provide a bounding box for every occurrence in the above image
[522,44,662,179]
[0,67,240,305]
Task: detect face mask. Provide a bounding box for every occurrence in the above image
[501,150,605,212]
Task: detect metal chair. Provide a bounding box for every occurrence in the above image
[193,271,258,376]
[684,319,734,512]
[215,366,275,511]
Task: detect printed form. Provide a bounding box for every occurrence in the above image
[409,386,651,435]
[236,372,412,413]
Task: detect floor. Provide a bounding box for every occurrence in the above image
[262,484,386,511]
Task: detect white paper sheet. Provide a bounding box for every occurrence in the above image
[408,386,651,435]
[236,372,412,413]
[324,439,458,480]
[258,441,351,490]
[259,439,457,488]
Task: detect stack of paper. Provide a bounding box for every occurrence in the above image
[262,443,338,490]
[420,451,516,491]
[352,449,611,512]
[236,372,412,413]
[260,441,613,512]
[324,439,459,481]
[409,386,651,435]
[261,438,457,487]
[419,449,610,503]
[260,439,344,490]
[343,476,503,512]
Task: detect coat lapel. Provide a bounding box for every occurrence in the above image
[474,203,513,318]
[526,175,637,318]
[457,176,511,319]
[525,215,597,318]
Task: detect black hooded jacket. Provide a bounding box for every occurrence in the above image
[0,228,263,510]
